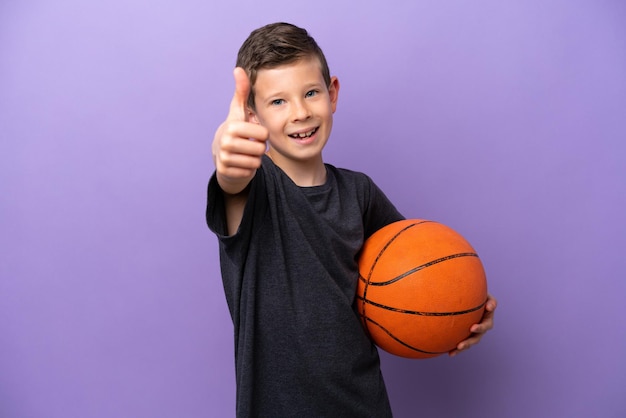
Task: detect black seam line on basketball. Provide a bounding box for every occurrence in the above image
[357,296,487,317]
[363,221,426,286]
[357,253,478,286]
[364,317,446,355]
[361,221,431,336]
[365,252,479,287]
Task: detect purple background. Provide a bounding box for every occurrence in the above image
[1,1,624,417]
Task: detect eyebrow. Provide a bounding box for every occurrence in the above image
[261,81,325,99]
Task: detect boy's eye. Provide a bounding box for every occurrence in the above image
[305,90,318,98]
[271,99,284,106]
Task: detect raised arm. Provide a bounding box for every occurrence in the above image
[211,67,268,235]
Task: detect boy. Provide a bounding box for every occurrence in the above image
[207,22,496,417]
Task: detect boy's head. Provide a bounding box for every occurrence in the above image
[236,22,331,111]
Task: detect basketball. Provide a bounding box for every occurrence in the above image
[356,219,488,359]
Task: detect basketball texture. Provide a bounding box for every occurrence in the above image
[356,219,488,359]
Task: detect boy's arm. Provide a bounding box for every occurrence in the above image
[212,67,268,235]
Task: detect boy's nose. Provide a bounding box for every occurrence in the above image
[291,100,311,122]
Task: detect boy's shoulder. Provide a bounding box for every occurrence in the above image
[325,163,374,186]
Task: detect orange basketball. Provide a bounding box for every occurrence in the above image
[357,219,488,359]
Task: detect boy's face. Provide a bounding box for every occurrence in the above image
[248,57,339,171]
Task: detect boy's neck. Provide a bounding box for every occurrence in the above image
[266,152,327,187]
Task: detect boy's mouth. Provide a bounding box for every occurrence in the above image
[288,127,318,139]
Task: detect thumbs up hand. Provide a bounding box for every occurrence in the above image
[212,67,269,195]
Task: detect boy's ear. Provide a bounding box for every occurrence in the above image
[329,76,340,113]
[247,108,259,124]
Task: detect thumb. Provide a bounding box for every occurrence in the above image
[227,67,251,121]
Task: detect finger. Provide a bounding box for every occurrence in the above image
[220,130,268,156]
[224,120,268,144]
[227,67,251,122]
[470,309,495,334]
[450,333,484,356]
[216,153,263,177]
[450,326,490,356]
[449,297,497,357]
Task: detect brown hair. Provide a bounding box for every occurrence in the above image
[236,22,331,110]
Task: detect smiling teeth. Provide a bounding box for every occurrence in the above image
[290,128,317,138]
